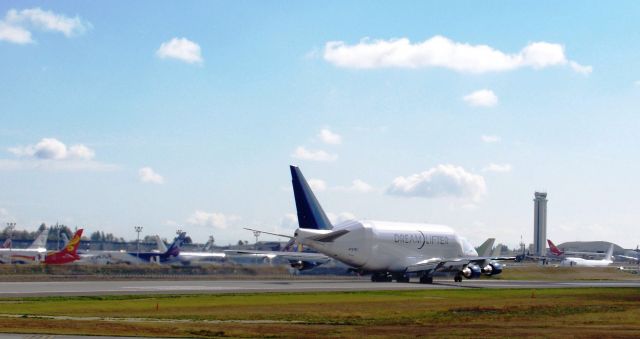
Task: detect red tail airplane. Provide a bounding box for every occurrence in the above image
[547,239,564,256]
[44,229,83,265]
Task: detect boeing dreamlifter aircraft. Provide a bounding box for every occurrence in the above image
[249,166,511,283]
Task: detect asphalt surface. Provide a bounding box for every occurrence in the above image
[0,279,639,297]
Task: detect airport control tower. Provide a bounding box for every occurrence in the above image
[533,192,548,256]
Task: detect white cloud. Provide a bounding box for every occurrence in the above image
[323,36,591,74]
[69,144,95,160]
[568,61,592,75]
[0,159,118,171]
[483,163,512,173]
[349,179,374,193]
[318,128,342,145]
[0,7,90,44]
[291,146,337,162]
[481,135,501,143]
[634,80,640,87]
[138,167,165,184]
[156,37,203,64]
[387,164,487,201]
[334,179,375,193]
[187,211,239,230]
[3,138,116,171]
[9,138,95,161]
[0,21,32,44]
[463,89,498,107]
[327,212,356,224]
[307,178,327,192]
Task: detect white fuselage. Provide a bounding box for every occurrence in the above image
[296,220,477,273]
[560,257,612,267]
[0,248,47,264]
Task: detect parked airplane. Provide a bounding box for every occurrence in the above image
[44,229,84,264]
[559,244,614,267]
[79,232,187,264]
[154,235,226,265]
[0,228,50,263]
[547,239,607,258]
[0,229,83,265]
[248,166,511,283]
[617,246,639,262]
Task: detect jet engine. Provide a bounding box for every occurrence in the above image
[481,262,503,276]
[461,264,482,279]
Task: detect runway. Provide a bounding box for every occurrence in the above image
[1,279,639,297]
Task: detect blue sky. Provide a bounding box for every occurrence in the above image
[1,2,640,248]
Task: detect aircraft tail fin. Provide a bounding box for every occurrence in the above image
[28,228,50,250]
[61,229,83,255]
[290,165,332,230]
[605,244,614,261]
[547,239,564,256]
[155,235,168,253]
[477,238,495,257]
[166,232,187,257]
[2,238,10,248]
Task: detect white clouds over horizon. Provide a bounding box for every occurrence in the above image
[387,164,487,201]
[156,37,203,64]
[464,89,498,107]
[0,7,90,44]
[187,210,239,230]
[9,138,95,161]
[307,178,327,192]
[318,128,342,145]
[2,138,118,171]
[138,167,165,184]
[291,146,338,162]
[324,36,592,74]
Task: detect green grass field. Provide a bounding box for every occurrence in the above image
[1,288,639,337]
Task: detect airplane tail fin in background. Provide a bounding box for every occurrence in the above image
[28,228,50,250]
[166,232,187,257]
[547,239,564,256]
[290,165,332,230]
[477,238,496,257]
[62,229,83,255]
[1,238,10,248]
[155,235,168,253]
[605,244,614,261]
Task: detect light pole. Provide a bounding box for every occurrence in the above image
[54,223,61,250]
[6,222,16,265]
[134,226,143,259]
[252,230,261,250]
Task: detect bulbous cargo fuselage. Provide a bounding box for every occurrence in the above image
[296,220,477,273]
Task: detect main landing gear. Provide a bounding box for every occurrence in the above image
[371,272,392,282]
[419,275,433,284]
[454,273,463,282]
[371,272,411,283]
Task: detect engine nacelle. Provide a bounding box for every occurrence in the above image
[461,264,482,279]
[482,262,503,276]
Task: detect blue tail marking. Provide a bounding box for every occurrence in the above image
[290,165,332,230]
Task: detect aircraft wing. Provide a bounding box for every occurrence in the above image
[616,255,639,262]
[406,255,515,274]
[224,249,329,262]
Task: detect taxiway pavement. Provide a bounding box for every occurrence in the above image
[1,279,639,297]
